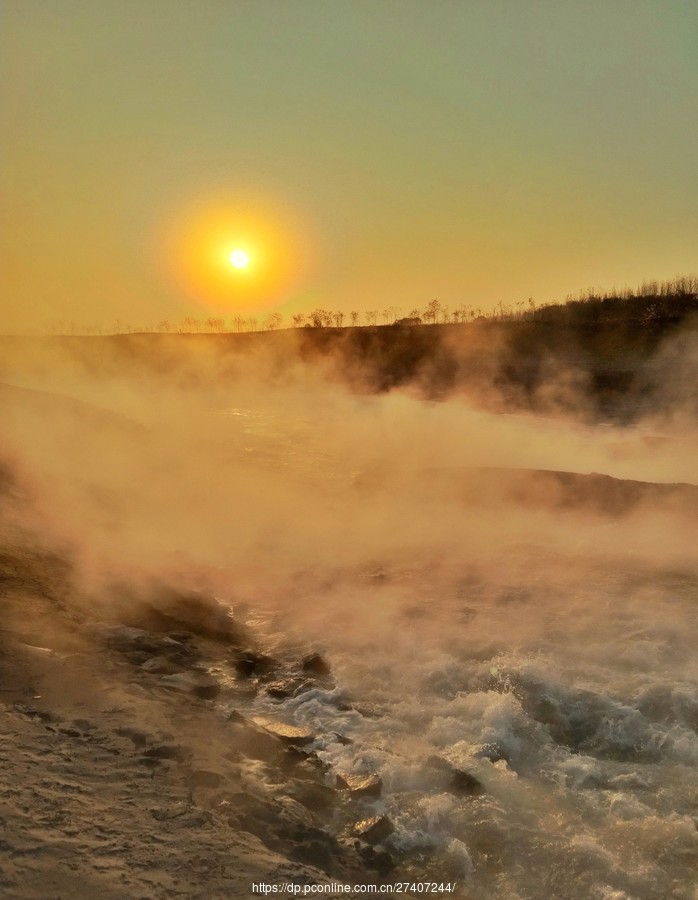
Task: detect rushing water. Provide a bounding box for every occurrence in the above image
[5,372,697,898]
[204,400,698,900]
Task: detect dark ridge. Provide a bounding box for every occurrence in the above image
[354,466,698,518]
[1,290,696,421]
[438,467,698,518]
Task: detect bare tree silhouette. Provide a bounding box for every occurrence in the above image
[424,299,441,324]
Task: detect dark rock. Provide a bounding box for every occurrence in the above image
[358,843,395,874]
[113,585,247,645]
[336,772,382,797]
[233,650,276,678]
[225,792,275,830]
[282,748,330,776]
[228,796,328,864]
[141,656,180,675]
[58,727,83,738]
[289,781,338,813]
[290,838,335,871]
[151,805,188,822]
[144,744,184,760]
[95,625,142,650]
[301,652,331,677]
[352,815,394,844]
[166,648,202,667]
[98,625,163,654]
[150,589,240,643]
[227,713,287,761]
[167,631,195,642]
[186,769,225,789]
[333,732,353,746]
[114,727,148,748]
[72,719,95,732]
[96,625,201,664]
[124,650,154,665]
[426,755,484,795]
[288,825,342,873]
[450,769,485,796]
[158,672,221,700]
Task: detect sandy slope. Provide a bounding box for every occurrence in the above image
[0,610,343,900]
[0,494,386,900]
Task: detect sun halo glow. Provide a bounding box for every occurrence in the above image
[161,192,314,314]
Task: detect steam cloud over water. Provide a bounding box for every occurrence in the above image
[1,329,697,898]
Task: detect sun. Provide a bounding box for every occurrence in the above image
[161,190,315,313]
[229,248,250,269]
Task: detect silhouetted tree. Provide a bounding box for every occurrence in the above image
[424,299,441,324]
[264,312,283,330]
[309,309,329,327]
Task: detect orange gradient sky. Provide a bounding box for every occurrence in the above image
[1,1,697,332]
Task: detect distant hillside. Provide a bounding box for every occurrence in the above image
[1,281,696,422]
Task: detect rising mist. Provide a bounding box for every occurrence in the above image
[1,320,697,897]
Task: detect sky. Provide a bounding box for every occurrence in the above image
[1,0,697,333]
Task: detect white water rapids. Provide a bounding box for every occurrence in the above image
[201,398,698,900]
[4,371,697,898]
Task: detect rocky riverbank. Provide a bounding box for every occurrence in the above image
[0,475,433,898]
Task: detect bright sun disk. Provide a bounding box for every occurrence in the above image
[229,248,249,269]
